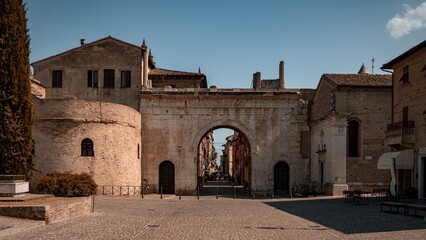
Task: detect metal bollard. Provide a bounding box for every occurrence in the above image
[197,188,200,200]
[179,188,182,200]
[271,193,274,199]
[233,187,236,199]
[216,187,219,199]
[252,193,255,200]
[91,195,95,213]
[141,186,144,199]
[160,186,163,199]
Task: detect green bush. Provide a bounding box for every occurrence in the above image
[37,171,97,196]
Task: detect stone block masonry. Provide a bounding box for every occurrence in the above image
[0,182,29,197]
[140,88,310,195]
[33,99,141,189]
[0,196,93,224]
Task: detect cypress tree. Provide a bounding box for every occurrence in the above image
[0,0,34,178]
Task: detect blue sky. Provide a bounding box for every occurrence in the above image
[26,0,426,89]
[25,0,426,161]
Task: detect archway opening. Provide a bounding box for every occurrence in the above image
[159,160,175,194]
[197,127,251,196]
[274,161,290,196]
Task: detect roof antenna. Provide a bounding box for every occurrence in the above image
[372,58,375,74]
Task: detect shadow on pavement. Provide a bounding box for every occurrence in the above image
[264,198,426,234]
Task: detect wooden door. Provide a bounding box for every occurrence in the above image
[159,161,175,194]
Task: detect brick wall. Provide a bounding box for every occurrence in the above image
[337,88,392,185]
[312,78,335,122]
[392,47,426,148]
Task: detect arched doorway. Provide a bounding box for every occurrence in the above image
[159,160,175,194]
[197,126,252,195]
[274,161,289,195]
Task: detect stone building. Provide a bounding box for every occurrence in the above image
[231,131,251,187]
[310,66,392,195]
[32,36,150,110]
[221,135,234,179]
[150,68,207,89]
[198,131,215,179]
[30,36,207,194]
[380,39,426,199]
[29,35,399,197]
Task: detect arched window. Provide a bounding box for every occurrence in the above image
[81,138,94,156]
[347,120,359,157]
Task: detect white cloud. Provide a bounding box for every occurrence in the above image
[386,2,426,39]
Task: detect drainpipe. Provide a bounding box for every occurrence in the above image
[413,148,418,198]
[394,157,398,198]
[381,68,393,124]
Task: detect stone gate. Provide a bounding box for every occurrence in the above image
[140,88,310,195]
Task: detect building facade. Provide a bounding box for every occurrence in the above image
[310,68,392,194]
[380,40,426,199]
[198,131,215,179]
[31,36,207,195]
[30,35,403,197]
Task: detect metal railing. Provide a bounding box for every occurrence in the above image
[386,121,415,131]
[96,185,142,196]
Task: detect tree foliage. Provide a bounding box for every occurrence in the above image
[0,0,34,178]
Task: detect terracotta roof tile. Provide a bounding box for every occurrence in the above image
[323,74,391,87]
[149,68,203,76]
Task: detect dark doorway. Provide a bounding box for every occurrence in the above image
[347,120,359,157]
[423,158,426,198]
[274,161,290,195]
[159,161,175,194]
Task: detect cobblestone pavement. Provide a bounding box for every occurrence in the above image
[1,196,426,239]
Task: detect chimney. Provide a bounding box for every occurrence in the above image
[80,38,86,46]
[252,72,261,89]
[141,39,149,87]
[279,61,284,89]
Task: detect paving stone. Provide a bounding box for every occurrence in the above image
[2,196,425,239]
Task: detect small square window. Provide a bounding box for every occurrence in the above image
[120,71,131,88]
[52,70,62,88]
[87,70,98,88]
[104,69,115,88]
[400,65,409,83]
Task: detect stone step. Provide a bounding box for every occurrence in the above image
[203,180,232,186]
[200,185,246,197]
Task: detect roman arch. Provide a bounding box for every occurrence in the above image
[140,88,310,195]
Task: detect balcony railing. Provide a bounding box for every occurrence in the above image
[386,121,415,131]
[385,121,415,147]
